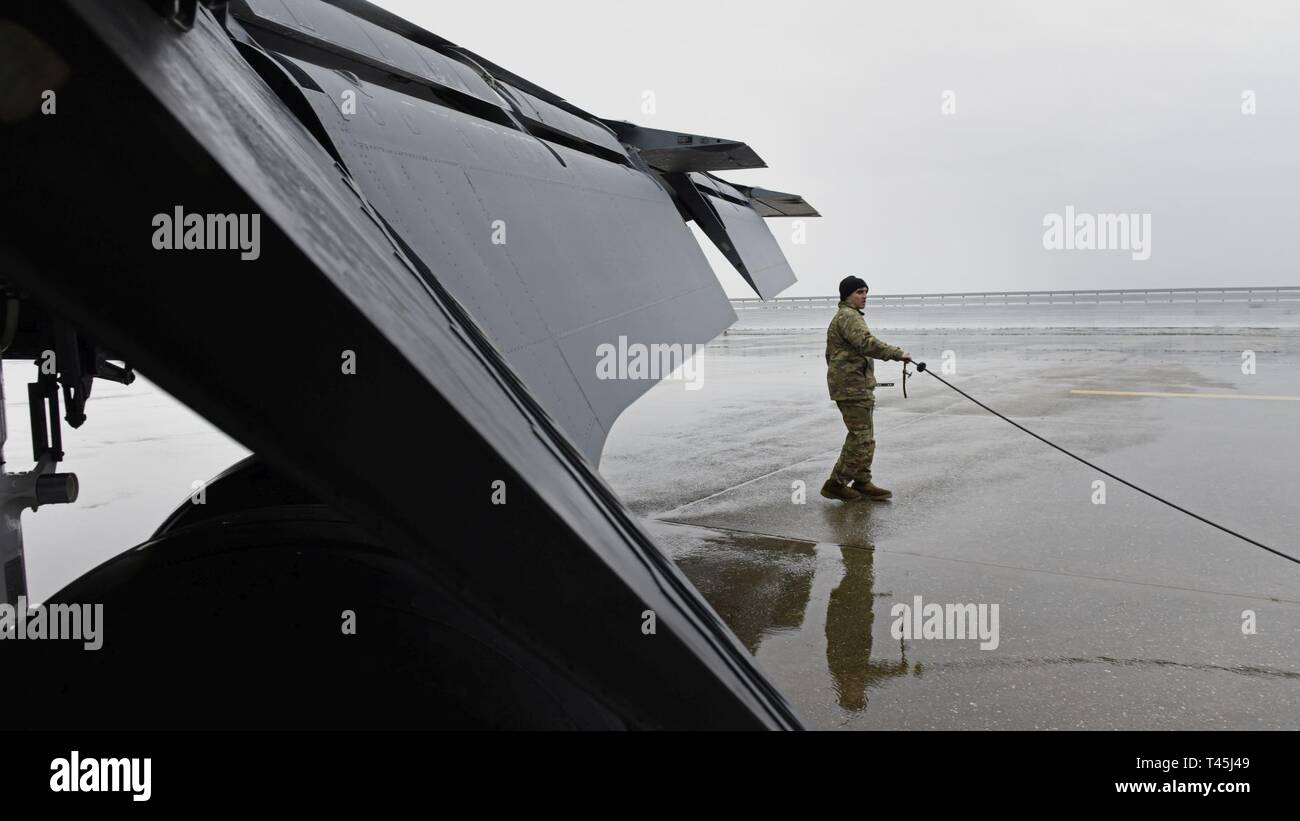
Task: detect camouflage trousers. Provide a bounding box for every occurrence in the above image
[831,398,875,484]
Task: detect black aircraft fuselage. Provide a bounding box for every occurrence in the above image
[0,0,815,729]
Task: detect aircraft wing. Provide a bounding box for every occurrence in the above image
[226,0,816,460]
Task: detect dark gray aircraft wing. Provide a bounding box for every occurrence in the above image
[223,0,814,461]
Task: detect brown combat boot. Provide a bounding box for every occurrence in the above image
[820,479,863,502]
[852,480,892,500]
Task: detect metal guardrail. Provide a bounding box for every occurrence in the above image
[731,286,1300,309]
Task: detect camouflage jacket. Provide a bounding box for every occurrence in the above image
[826,300,908,401]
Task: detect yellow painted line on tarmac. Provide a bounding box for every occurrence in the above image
[1070,389,1300,402]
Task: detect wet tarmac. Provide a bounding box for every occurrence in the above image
[602,317,1300,729]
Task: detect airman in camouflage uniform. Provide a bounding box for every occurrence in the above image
[822,276,912,502]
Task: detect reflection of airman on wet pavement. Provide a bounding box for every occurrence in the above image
[826,545,911,713]
[667,526,914,717]
[822,276,913,502]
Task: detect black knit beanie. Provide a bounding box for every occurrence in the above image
[838,276,867,301]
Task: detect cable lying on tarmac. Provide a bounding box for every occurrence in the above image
[915,364,1299,567]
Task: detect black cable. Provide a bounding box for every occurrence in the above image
[921,368,1300,567]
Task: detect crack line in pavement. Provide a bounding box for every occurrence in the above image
[890,654,1300,681]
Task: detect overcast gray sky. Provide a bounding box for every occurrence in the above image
[373,0,1300,297]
